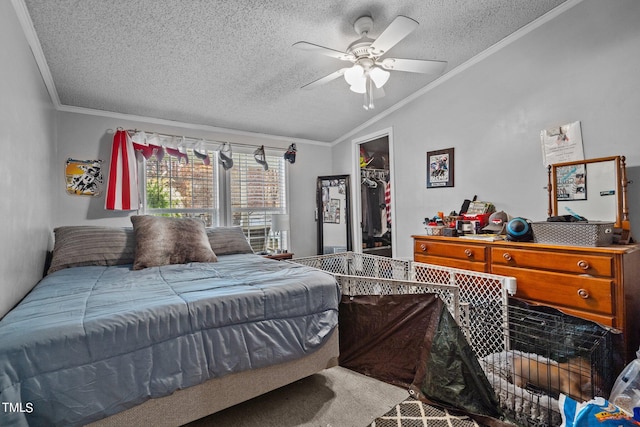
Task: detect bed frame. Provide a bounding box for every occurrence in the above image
[88,328,339,427]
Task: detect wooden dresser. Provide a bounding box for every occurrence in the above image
[412,235,640,363]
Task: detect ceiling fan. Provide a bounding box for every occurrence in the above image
[293,15,447,110]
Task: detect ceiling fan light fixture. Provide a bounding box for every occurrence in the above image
[369,66,390,88]
[344,64,364,86]
[349,79,366,94]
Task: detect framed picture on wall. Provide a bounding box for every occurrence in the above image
[556,164,587,201]
[65,158,104,196]
[426,148,454,188]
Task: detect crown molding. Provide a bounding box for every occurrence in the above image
[12,0,60,107]
[57,104,328,146]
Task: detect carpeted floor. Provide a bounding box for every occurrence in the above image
[185,366,409,426]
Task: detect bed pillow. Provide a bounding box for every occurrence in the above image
[47,226,136,274]
[206,226,254,255]
[131,215,217,270]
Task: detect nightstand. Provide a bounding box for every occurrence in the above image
[263,252,294,261]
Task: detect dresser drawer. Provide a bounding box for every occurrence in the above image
[492,265,615,318]
[414,254,487,272]
[491,247,613,277]
[414,240,487,262]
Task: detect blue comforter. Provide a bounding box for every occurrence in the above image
[0,254,340,426]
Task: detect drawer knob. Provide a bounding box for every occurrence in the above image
[577,288,590,299]
[420,244,427,252]
[502,253,512,262]
[464,249,473,257]
[577,260,590,270]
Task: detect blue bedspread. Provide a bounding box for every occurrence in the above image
[0,254,340,426]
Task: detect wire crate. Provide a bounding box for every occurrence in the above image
[478,302,614,426]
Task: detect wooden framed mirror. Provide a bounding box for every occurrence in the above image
[317,175,353,255]
[547,155,631,243]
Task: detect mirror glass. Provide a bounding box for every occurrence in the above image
[317,175,352,255]
[549,156,627,228]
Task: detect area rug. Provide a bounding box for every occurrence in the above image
[371,397,482,427]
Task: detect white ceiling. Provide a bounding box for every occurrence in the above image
[18,0,568,143]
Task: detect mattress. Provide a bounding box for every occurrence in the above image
[0,254,340,427]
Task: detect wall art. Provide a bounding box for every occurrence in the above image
[65,158,104,196]
[426,148,454,188]
[556,163,587,201]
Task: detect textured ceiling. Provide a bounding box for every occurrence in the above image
[20,0,567,143]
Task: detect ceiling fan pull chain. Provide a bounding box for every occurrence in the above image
[366,77,375,110]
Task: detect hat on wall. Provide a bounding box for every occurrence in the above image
[483,211,509,233]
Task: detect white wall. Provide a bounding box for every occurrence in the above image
[0,1,56,318]
[54,111,332,257]
[333,0,640,258]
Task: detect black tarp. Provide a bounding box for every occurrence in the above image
[339,294,508,426]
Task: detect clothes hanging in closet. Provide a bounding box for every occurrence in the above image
[385,181,391,226]
[361,172,389,240]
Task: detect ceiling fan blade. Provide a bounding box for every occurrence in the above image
[292,41,354,61]
[301,68,348,90]
[380,58,447,75]
[369,16,419,56]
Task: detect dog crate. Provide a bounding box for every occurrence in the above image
[478,301,614,427]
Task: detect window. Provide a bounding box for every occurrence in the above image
[143,149,220,226]
[229,151,287,252]
[142,145,287,252]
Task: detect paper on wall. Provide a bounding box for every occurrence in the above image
[540,121,584,167]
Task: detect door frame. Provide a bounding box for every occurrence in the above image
[351,127,396,257]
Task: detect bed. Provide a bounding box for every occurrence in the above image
[0,218,340,427]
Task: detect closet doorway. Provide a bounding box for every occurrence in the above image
[353,128,395,257]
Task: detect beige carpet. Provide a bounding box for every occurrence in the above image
[185,366,409,427]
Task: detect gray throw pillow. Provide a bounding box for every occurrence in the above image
[48,226,136,274]
[131,216,217,270]
[206,227,254,255]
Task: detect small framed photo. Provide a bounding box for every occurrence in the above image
[556,164,587,201]
[427,148,454,188]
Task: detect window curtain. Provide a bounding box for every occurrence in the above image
[105,129,139,210]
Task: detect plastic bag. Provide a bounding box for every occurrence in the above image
[609,352,640,417]
[560,395,640,426]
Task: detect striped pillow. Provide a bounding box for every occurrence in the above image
[206,227,254,255]
[47,226,136,274]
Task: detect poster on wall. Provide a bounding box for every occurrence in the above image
[426,148,454,188]
[540,121,584,167]
[65,158,104,196]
